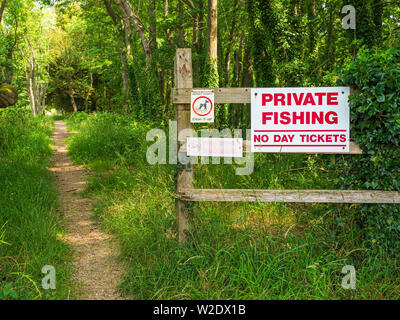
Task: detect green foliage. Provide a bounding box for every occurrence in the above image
[0,282,19,299]
[66,112,150,168]
[351,0,380,48]
[335,47,400,253]
[67,114,400,299]
[0,108,73,299]
[247,0,277,87]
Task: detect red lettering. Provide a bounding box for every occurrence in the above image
[293,93,304,105]
[274,112,279,124]
[280,112,291,125]
[261,91,341,107]
[325,111,338,124]
[260,111,342,125]
[262,112,273,124]
[303,93,316,105]
[312,112,324,124]
[314,92,326,105]
[327,92,338,105]
[292,112,304,124]
[262,94,273,106]
[274,93,285,106]
[287,93,292,105]
[261,135,268,142]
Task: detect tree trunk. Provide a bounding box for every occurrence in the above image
[165,77,171,112]
[163,0,175,48]
[121,47,130,113]
[206,0,218,89]
[0,0,6,25]
[217,27,223,85]
[148,0,165,105]
[25,69,36,116]
[118,0,152,69]
[233,31,244,87]
[224,0,238,86]
[85,73,93,112]
[207,0,218,65]
[231,31,243,127]
[198,0,205,51]
[103,0,119,24]
[241,39,253,127]
[69,90,78,113]
[41,84,48,114]
[26,38,41,115]
[149,0,156,52]
[241,41,253,87]
[103,0,132,112]
[192,5,199,53]
[192,2,200,84]
[178,0,185,47]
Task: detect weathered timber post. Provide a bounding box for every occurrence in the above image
[175,48,194,242]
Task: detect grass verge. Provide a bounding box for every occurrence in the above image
[0,108,73,300]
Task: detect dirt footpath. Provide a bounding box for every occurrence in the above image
[50,120,124,300]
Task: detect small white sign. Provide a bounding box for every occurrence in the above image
[251,87,350,153]
[187,137,243,157]
[191,90,214,123]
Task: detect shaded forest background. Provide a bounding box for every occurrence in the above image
[0,0,399,127]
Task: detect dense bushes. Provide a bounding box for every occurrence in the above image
[0,109,72,299]
[337,47,400,252]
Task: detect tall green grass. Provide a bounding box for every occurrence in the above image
[0,109,73,300]
[67,112,400,300]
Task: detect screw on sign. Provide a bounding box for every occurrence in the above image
[191,90,214,123]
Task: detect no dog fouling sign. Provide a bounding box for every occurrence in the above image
[191,90,214,123]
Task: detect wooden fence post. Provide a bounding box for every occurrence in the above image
[175,48,193,242]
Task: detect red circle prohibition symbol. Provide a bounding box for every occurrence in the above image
[192,96,213,117]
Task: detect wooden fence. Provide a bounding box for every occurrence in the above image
[173,48,400,242]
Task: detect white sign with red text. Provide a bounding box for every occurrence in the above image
[251,87,350,153]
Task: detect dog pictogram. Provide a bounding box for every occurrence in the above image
[197,100,209,112]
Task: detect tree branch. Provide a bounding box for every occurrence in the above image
[0,0,7,26]
[103,0,119,25]
[117,0,152,69]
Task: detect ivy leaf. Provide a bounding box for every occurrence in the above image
[377,95,385,102]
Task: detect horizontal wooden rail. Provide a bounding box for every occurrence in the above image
[175,87,362,154]
[179,188,400,204]
[181,140,362,154]
[173,87,358,104]
[173,88,251,104]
